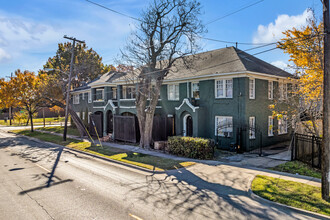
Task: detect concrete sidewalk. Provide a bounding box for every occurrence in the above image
[18,129,320,187]
[1,128,326,219]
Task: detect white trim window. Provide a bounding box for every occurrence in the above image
[191,82,200,99]
[112,87,117,99]
[88,112,92,123]
[215,116,233,137]
[82,93,85,100]
[215,79,233,98]
[279,82,288,100]
[88,91,92,103]
[82,112,85,120]
[249,116,256,139]
[122,86,136,99]
[95,88,104,101]
[76,112,80,118]
[249,78,255,99]
[168,84,179,100]
[278,115,288,135]
[73,94,79,104]
[268,116,274,136]
[268,81,273,100]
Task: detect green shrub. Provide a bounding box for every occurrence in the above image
[168,136,215,160]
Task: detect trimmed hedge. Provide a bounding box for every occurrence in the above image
[168,136,215,160]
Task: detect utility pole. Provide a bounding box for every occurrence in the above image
[9,72,13,126]
[63,35,85,141]
[322,0,330,200]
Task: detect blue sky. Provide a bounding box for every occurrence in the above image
[0,0,324,78]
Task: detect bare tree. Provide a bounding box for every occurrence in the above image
[121,0,205,148]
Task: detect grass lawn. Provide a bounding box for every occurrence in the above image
[0,117,65,126]
[271,161,321,179]
[252,175,330,216]
[37,126,81,137]
[12,130,194,171]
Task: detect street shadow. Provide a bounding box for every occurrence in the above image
[0,136,74,194]
[124,167,314,219]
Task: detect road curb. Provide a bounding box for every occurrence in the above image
[1,128,322,185]
[5,130,171,175]
[248,176,330,220]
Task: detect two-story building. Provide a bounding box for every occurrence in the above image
[71,47,292,151]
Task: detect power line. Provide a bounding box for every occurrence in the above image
[85,0,142,22]
[205,0,265,25]
[200,36,273,46]
[84,0,267,47]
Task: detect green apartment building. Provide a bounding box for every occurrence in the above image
[71,47,292,151]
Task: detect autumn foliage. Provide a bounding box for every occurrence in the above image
[0,70,49,132]
[277,14,323,136]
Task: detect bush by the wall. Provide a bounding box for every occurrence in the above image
[168,136,215,160]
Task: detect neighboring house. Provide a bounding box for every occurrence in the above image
[70,47,292,151]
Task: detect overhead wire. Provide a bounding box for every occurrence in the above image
[204,0,265,25]
[84,0,324,76]
[84,0,269,48]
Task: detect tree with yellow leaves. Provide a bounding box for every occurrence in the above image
[10,70,49,132]
[0,77,17,125]
[277,12,323,137]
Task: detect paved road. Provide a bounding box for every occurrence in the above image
[0,131,324,220]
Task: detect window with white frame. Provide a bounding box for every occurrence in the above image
[88,91,92,103]
[88,112,91,123]
[249,79,255,99]
[279,82,287,100]
[191,82,200,99]
[82,112,85,120]
[95,88,104,101]
[73,94,79,104]
[268,81,273,100]
[76,112,80,118]
[215,116,233,137]
[249,116,256,139]
[268,116,274,136]
[82,93,85,100]
[112,87,117,99]
[278,115,288,134]
[215,79,233,98]
[168,84,179,100]
[122,86,135,99]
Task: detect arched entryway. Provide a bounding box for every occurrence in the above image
[106,110,113,134]
[183,114,193,137]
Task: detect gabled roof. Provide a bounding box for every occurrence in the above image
[74,46,292,90]
[164,46,292,80]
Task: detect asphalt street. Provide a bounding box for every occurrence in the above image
[0,130,325,220]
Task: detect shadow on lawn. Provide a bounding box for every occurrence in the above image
[124,167,323,220]
[86,145,187,170]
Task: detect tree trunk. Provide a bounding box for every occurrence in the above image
[43,108,45,128]
[136,78,162,148]
[9,107,12,126]
[26,117,29,126]
[29,111,34,132]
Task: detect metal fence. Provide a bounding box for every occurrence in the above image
[215,123,263,155]
[291,133,322,169]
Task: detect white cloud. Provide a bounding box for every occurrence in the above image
[0,14,62,64]
[0,48,11,62]
[253,9,313,44]
[271,60,288,70]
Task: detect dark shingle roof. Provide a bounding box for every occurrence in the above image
[235,48,292,77]
[74,46,292,90]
